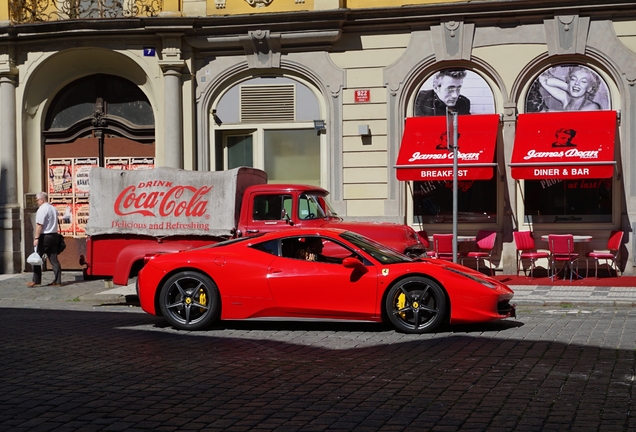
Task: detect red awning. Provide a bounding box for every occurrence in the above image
[395,114,499,181]
[510,111,617,180]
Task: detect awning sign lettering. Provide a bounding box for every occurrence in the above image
[511,111,616,180]
[420,169,469,178]
[534,168,590,177]
[395,114,499,181]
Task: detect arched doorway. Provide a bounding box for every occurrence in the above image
[42,74,155,269]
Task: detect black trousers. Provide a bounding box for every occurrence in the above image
[33,233,62,284]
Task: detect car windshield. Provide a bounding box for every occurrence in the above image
[298,193,339,220]
[340,231,413,264]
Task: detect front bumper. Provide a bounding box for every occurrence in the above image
[498,299,516,318]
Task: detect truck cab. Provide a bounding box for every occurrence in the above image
[237,184,425,256]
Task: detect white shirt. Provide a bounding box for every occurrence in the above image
[36,202,59,234]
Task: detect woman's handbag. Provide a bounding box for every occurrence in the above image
[27,249,43,266]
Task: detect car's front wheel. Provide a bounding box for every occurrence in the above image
[385,276,446,334]
[159,271,220,330]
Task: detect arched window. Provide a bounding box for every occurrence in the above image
[410,68,497,224]
[520,64,613,224]
[46,74,154,134]
[212,76,323,186]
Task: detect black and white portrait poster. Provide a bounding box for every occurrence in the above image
[414,69,495,117]
[525,64,610,113]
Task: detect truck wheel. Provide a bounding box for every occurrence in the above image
[385,276,446,334]
[159,271,220,330]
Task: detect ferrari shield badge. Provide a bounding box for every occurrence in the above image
[382,268,389,276]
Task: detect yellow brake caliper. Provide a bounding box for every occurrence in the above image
[199,289,207,312]
[397,293,406,319]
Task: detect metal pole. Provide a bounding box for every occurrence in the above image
[447,108,459,263]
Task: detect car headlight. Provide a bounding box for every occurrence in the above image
[444,266,497,289]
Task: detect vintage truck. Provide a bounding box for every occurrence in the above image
[80,166,425,285]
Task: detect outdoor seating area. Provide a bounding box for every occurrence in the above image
[513,231,624,282]
[420,230,625,283]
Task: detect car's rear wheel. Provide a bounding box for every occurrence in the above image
[159,271,220,330]
[385,276,446,334]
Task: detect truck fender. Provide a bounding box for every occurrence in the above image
[112,242,197,286]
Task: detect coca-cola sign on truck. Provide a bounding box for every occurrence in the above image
[114,184,212,218]
[86,167,268,237]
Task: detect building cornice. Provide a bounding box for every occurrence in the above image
[0,1,634,43]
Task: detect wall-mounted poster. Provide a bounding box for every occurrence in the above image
[525,64,610,113]
[414,69,495,117]
[74,196,90,236]
[130,157,155,170]
[73,157,99,197]
[48,158,73,196]
[105,157,130,170]
[50,196,74,235]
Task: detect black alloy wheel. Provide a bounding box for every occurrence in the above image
[159,271,220,330]
[386,276,446,334]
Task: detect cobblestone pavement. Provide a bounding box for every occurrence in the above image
[1,300,636,431]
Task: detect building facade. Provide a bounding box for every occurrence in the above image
[0,0,635,275]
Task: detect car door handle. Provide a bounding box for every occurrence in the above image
[246,229,259,234]
[269,268,283,274]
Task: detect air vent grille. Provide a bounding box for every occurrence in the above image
[240,84,295,123]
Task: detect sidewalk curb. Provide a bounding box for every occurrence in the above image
[513,300,636,307]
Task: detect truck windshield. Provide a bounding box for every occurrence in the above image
[340,231,412,264]
[298,193,339,220]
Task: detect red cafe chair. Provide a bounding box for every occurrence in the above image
[586,230,623,278]
[548,234,579,282]
[464,230,497,275]
[432,234,462,262]
[513,231,549,280]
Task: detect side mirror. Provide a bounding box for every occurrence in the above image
[342,257,364,269]
[342,256,368,278]
[282,210,294,226]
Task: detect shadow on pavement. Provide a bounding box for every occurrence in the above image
[1,307,632,431]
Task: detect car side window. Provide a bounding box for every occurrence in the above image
[251,239,280,256]
[280,236,357,264]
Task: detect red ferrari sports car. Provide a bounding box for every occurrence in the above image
[137,228,515,333]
